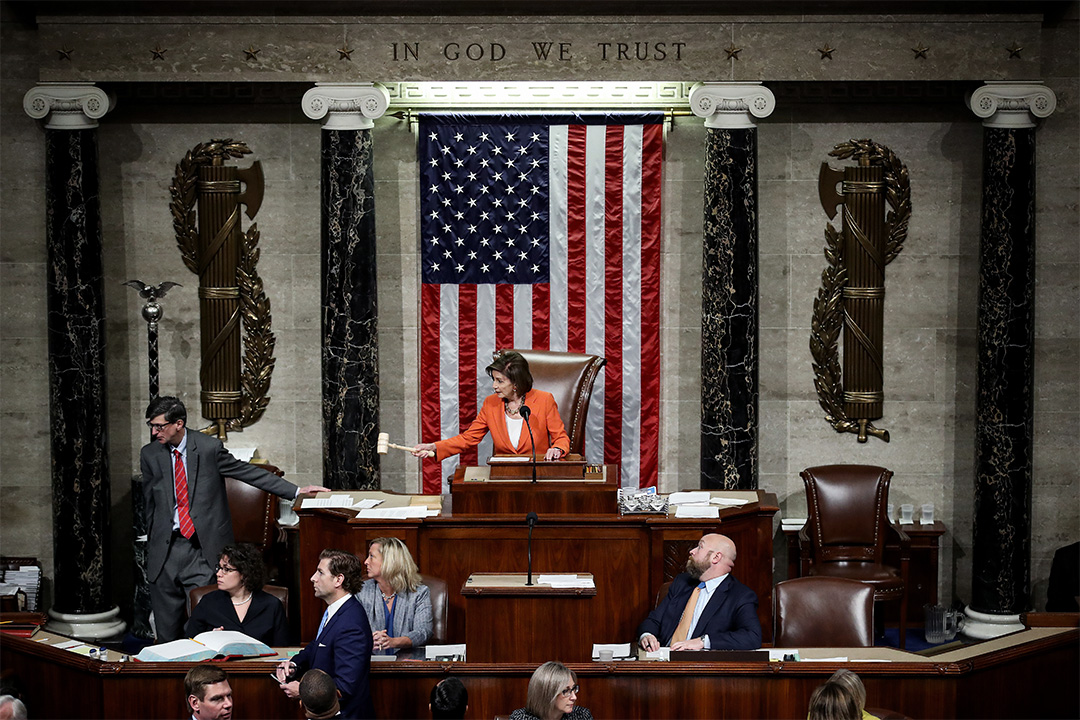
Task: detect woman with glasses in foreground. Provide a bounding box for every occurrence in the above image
[183,543,289,646]
[509,661,593,720]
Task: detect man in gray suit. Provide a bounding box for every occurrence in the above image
[141,396,327,642]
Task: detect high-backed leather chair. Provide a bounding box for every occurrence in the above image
[799,465,910,648]
[224,468,282,553]
[420,573,449,644]
[510,349,605,456]
[188,584,289,619]
[773,576,875,647]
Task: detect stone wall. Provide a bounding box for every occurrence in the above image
[1,4,1076,618]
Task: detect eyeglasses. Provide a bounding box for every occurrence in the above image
[215,564,238,574]
[559,685,579,698]
[146,420,176,431]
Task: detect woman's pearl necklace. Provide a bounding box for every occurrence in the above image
[231,594,252,606]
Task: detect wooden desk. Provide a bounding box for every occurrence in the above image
[784,521,946,624]
[296,490,779,646]
[4,626,1076,719]
[461,572,596,663]
[450,463,619,515]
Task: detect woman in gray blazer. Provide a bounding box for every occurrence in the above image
[357,537,433,652]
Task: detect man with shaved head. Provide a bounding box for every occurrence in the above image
[637,533,762,651]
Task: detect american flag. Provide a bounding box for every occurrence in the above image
[418,113,663,494]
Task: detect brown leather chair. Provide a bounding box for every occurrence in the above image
[773,576,875,647]
[510,349,606,457]
[799,465,910,648]
[420,573,449,644]
[187,583,289,619]
[224,470,281,553]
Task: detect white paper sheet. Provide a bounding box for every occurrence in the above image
[301,495,356,509]
[675,505,720,519]
[710,496,751,506]
[356,506,429,519]
[668,491,710,505]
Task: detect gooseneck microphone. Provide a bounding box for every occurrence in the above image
[519,401,537,484]
[526,511,539,586]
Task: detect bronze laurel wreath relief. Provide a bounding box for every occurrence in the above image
[169,139,276,438]
[811,140,910,443]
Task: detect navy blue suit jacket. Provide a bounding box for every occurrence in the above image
[293,596,375,719]
[636,572,762,650]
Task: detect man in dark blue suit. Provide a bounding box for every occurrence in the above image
[637,533,762,651]
[277,550,375,719]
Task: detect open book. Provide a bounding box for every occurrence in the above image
[134,630,274,662]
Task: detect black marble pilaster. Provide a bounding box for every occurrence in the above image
[700,127,759,490]
[44,128,113,615]
[321,129,380,490]
[971,126,1037,615]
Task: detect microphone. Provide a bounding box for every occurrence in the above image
[520,402,537,484]
[526,511,539,586]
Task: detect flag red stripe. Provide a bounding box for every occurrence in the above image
[603,126,625,467]
[420,284,443,494]
[458,284,479,468]
[532,283,550,350]
[637,123,664,488]
[495,283,515,351]
[565,125,588,353]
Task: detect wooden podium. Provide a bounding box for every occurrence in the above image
[450,460,619,515]
[461,572,596,662]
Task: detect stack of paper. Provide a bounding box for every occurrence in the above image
[355,506,438,520]
[1,564,41,610]
[300,495,357,509]
[781,517,807,531]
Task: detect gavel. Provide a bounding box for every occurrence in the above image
[376,432,433,458]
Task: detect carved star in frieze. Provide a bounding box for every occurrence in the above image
[337,46,354,61]
[818,44,836,60]
[724,44,742,61]
[150,45,167,60]
[56,47,73,61]
[243,45,261,61]
[911,43,930,59]
[1006,42,1023,59]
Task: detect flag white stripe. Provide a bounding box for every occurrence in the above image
[548,125,569,352]
[476,285,496,464]
[439,286,461,491]
[583,126,607,461]
[621,126,644,490]
[513,284,532,349]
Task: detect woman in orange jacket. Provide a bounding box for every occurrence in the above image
[413,350,570,462]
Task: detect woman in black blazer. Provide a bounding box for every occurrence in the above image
[184,543,289,646]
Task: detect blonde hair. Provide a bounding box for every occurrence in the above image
[525,661,576,720]
[369,537,422,594]
[828,669,866,710]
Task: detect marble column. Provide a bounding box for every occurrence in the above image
[303,84,390,490]
[964,82,1057,638]
[690,83,775,490]
[23,83,124,639]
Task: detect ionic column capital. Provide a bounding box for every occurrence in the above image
[23,83,112,129]
[689,82,775,129]
[302,83,390,130]
[968,82,1057,129]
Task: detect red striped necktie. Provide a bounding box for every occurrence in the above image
[173,449,195,539]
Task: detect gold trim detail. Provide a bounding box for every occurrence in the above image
[198,179,242,193]
[198,286,241,299]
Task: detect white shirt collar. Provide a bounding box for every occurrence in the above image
[323,593,351,623]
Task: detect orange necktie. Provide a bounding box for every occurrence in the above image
[670,582,706,643]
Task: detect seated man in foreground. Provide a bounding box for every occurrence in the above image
[637,533,762,651]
